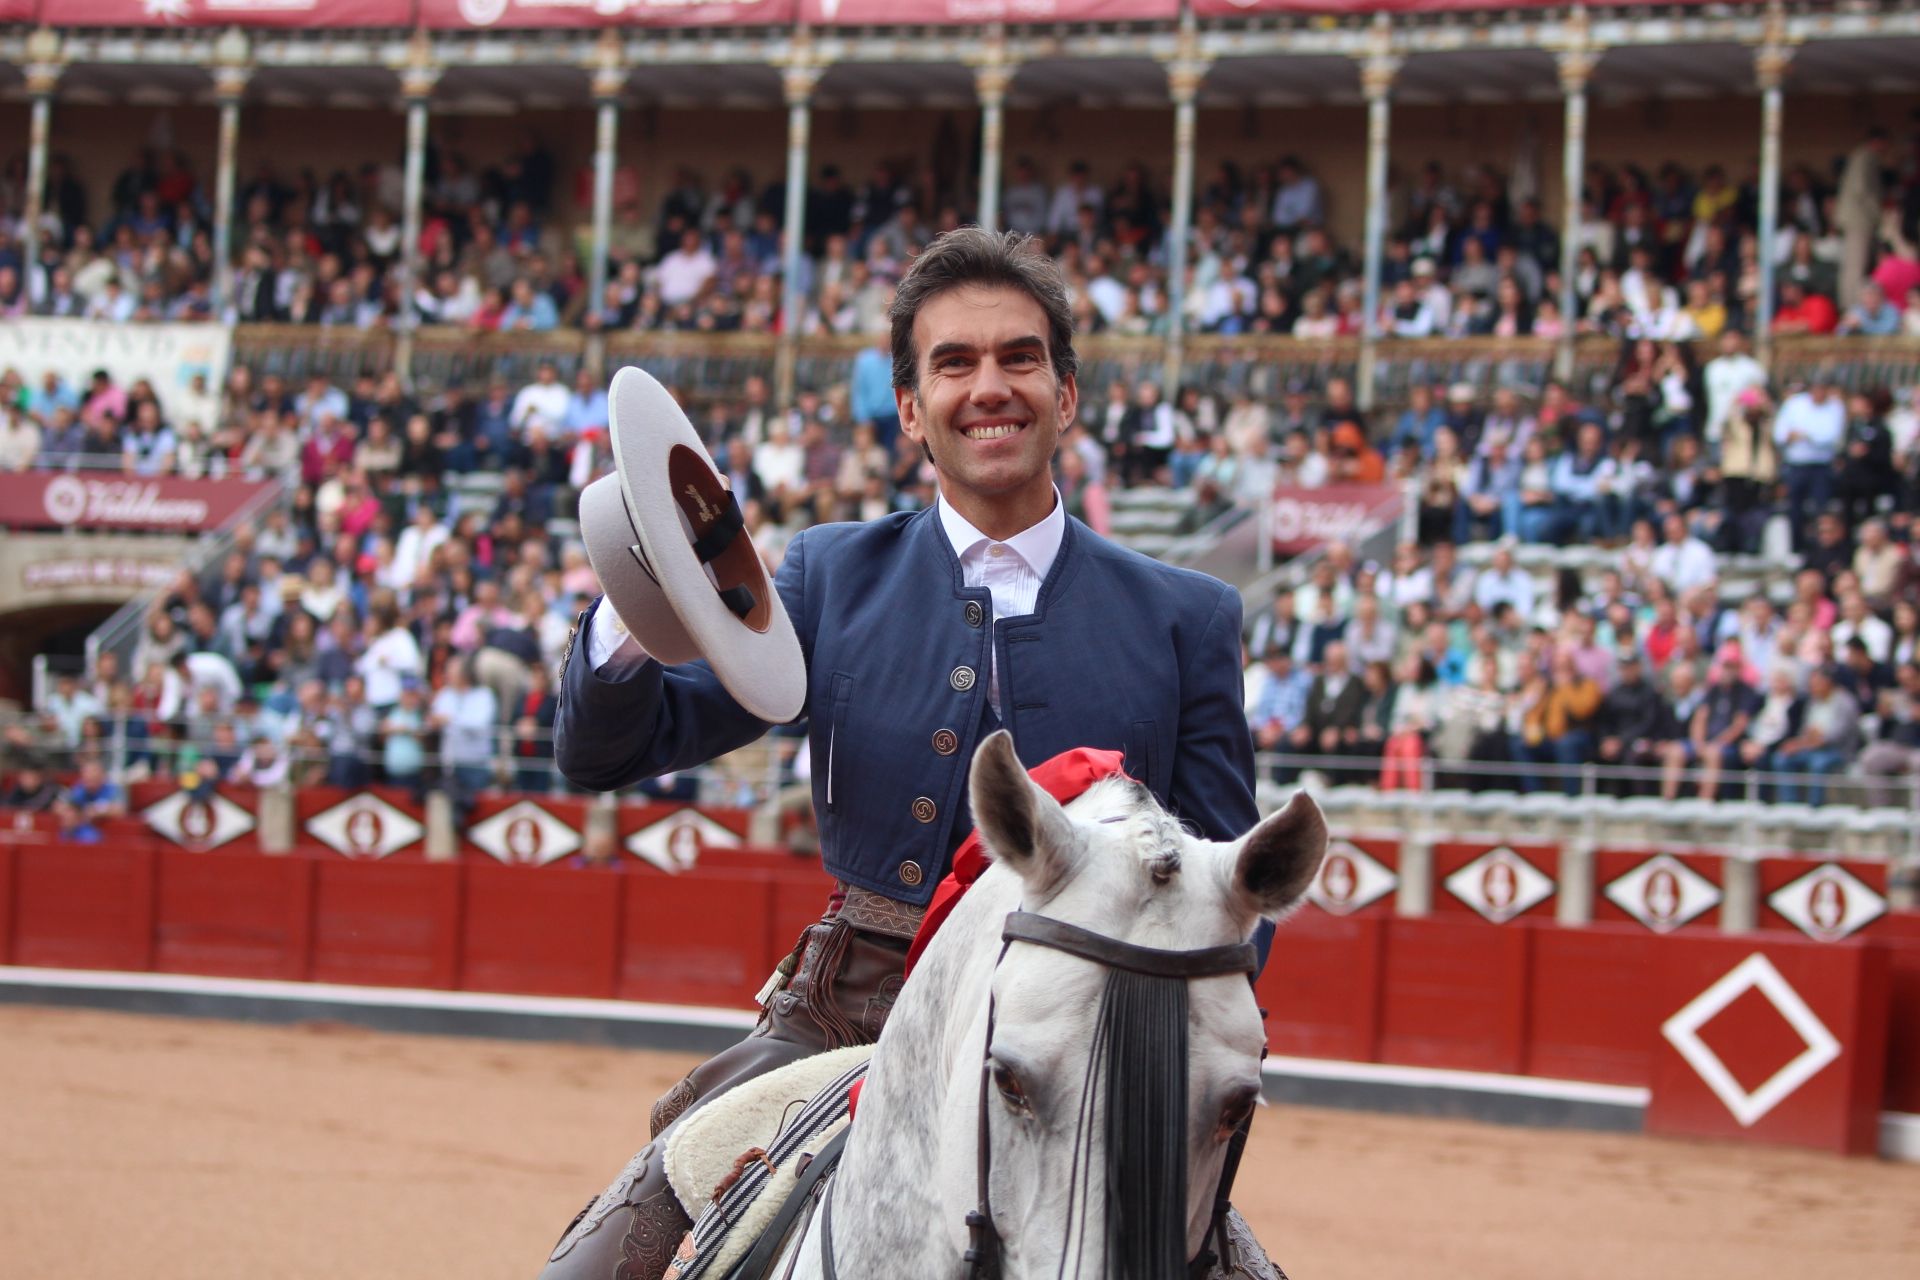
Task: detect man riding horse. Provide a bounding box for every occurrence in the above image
[542,227,1281,1279]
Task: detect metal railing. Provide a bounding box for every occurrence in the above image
[1255,749,1920,866]
[5,714,800,812]
[219,327,1920,408]
[79,476,293,685]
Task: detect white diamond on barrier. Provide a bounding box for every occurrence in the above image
[1443,845,1554,923]
[1660,952,1842,1127]
[142,789,255,850]
[467,800,581,867]
[624,808,742,874]
[304,792,425,859]
[1604,853,1722,934]
[1307,839,1398,916]
[1767,863,1886,943]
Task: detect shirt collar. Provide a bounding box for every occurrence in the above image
[937,487,1066,578]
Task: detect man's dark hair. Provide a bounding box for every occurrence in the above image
[889,227,1077,393]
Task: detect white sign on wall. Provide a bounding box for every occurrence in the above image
[0,319,231,431]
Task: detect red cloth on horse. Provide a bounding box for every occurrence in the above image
[902,746,1128,978]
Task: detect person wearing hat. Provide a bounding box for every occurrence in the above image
[543,228,1271,1277]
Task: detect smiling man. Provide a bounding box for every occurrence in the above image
[542,229,1264,1279]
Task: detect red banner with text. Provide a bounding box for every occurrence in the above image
[40,0,413,26]
[1270,483,1402,557]
[417,0,795,27]
[0,472,280,533]
[797,0,1174,25]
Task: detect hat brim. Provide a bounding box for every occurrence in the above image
[580,367,805,724]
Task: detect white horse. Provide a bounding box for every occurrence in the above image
[782,731,1326,1279]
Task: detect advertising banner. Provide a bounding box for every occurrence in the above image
[1269,483,1401,556]
[0,319,230,434]
[0,473,279,533]
[41,0,414,26]
[798,0,1174,25]
[417,0,795,28]
[1194,0,1703,14]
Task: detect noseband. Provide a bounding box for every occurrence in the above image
[962,911,1258,1279]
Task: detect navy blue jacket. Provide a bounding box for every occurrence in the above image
[555,506,1259,906]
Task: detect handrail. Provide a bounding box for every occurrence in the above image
[82,475,291,681]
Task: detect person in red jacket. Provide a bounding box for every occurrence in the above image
[1771,280,1838,336]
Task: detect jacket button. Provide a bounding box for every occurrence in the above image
[932,728,959,756]
[950,666,976,692]
[899,860,925,886]
[911,797,937,823]
[964,601,985,628]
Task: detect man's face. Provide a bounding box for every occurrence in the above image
[897,285,1076,509]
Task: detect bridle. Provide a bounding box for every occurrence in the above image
[964,911,1258,1280]
[815,908,1257,1280]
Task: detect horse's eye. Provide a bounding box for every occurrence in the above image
[1215,1089,1258,1142]
[992,1063,1031,1115]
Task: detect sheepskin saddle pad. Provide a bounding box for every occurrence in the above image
[662,1045,873,1280]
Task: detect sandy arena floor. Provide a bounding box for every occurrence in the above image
[2,1004,1915,1279]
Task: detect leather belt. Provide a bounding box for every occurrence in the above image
[835,882,927,941]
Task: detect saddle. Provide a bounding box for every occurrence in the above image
[662,1046,872,1280]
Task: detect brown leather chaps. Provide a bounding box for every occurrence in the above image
[538,909,908,1280]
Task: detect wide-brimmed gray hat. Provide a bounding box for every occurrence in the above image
[578,367,804,723]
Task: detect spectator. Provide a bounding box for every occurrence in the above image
[1248,647,1310,778]
[1594,651,1674,795]
[1473,543,1536,619]
[1379,653,1437,791]
[1858,661,1920,808]
[1650,512,1718,595]
[54,757,125,843]
[429,656,498,811]
[380,683,430,793]
[1524,651,1602,796]
[229,736,291,788]
[1771,664,1859,805]
[1837,280,1902,336]
[1,756,60,811]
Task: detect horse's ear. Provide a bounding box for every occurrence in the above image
[969,730,1081,897]
[1229,792,1327,920]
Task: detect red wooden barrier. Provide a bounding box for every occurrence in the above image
[1592,850,1726,934]
[11,842,156,971]
[1432,841,1559,925]
[1758,857,1890,941]
[153,849,313,981]
[618,871,775,1008]
[460,863,621,996]
[309,859,461,989]
[296,787,428,860]
[1259,910,1383,1062]
[1876,912,1920,1114]
[1377,916,1530,1073]
[1647,934,1889,1154]
[0,843,13,963]
[1526,925,1659,1085]
[462,796,591,866]
[1303,837,1400,918]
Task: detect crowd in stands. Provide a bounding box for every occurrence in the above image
[4,120,1920,824]
[4,124,1918,345]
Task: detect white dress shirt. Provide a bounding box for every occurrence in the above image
[587,490,1066,720]
[936,490,1066,717]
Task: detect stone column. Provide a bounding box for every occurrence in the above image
[1556,39,1597,382]
[210,47,251,318]
[1357,45,1399,414]
[589,55,624,328]
[974,59,1012,234]
[1161,54,1209,394]
[776,59,822,410]
[1754,40,1793,368]
[20,28,64,305]
[395,37,440,379]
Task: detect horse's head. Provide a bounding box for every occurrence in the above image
[961,730,1326,1279]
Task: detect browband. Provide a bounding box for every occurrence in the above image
[1001,911,1257,980]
